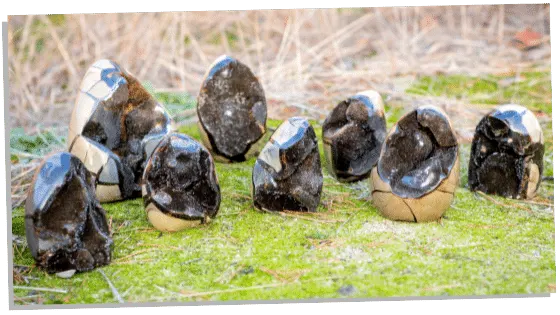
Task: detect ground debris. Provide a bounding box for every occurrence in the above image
[337,284,357,296]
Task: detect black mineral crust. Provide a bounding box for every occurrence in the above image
[143,134,221,222]
[468,105,544,199]
[377,106,458,199]
[322,93,387,182]
[252,117,323,212]
[197,55,267,161]
[72,60,170,199]
[25,152,112,274]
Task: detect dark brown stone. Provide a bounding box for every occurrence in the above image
[25,152,112,275]
[370,106,460,222]
[252,117,323,212]
[377,105,458,199]
[322,91,387,182]
[197,55,267,162]
[468,104,544,199]
[142,133,221,232]
[68,59,171,202]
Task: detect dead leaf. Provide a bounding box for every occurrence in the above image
[513,28,544,50]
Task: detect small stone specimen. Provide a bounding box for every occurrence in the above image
[197,55,267,162]
[369,105,460,222]
[468,104,544,199]
[142,133,221,232]
[252,117,323,212]
[25,152,112,275]
[322,90,387,182]
[68,59,171,202]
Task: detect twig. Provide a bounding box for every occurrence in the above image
[113,249,154,262]
[137,243,183,250]
[97,269,124,303]
[278,211,344,223]
[475,191,533,213]
[336,210,362,235]
[214,264,245,284]
[13,294,42,301]
[13,286,68,293]
[259,267,310,283]
[514,199,554,207]
[112,259,154,265]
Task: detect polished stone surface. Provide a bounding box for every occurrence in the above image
[142,133,221,232]
[68,59,171,202]
[25,152,112,274]
[252,117,323,212]
[197,55,267,162]
[468,104,544,199]
[322,90,386,182]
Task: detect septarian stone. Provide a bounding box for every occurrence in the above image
[370,105,460,222]
[468,104,544,199]
[25,152,112,274]
[68,59,171,202]
[252,117,323,212]
[142,133,221,232]
[197,55,267,162]
[322,90,387,182]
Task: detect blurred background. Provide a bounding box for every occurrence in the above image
[7,4,551,207]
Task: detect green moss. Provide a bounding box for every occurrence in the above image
[407,72,552,114]
[47,14,66,26]
[11,74,554,305]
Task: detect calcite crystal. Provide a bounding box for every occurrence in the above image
[25,152,112,275]
[322,90,387,182]
[68,59,171,202]
[142,133,221,232]
[252,117,323,212]
[197,55,267,162]
[468,104,544,199]
[369,105,460,222]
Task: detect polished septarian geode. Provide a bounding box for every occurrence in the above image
[252,117,323,212]
[142,133,221,232]
[25,152,113,275]
[322,90,387,182]
[197,55,267,162]
[468,104,544,199]
[370,105,460,222]
[68,59,171,203]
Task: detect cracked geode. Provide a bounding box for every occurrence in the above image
[322,90,387,182]
[468,104,544,199]
[25,152,113,275]
[197,55,267,162]
[369,105,460,222]
[142,133,221,232]
[68,59,171,203]
[252,117,323,212]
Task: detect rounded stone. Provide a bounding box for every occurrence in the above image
[322,90,387,182]
[68,59,171,202]
[142,133,221,232]
[25,152,113,274]
[369,105,459,222]
[197,55,267,162]
[252,117,323,212]
[468,104,544,199]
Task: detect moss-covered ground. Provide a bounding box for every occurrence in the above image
[11,73,555,305]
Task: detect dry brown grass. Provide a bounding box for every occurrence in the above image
[7,4,550,130]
